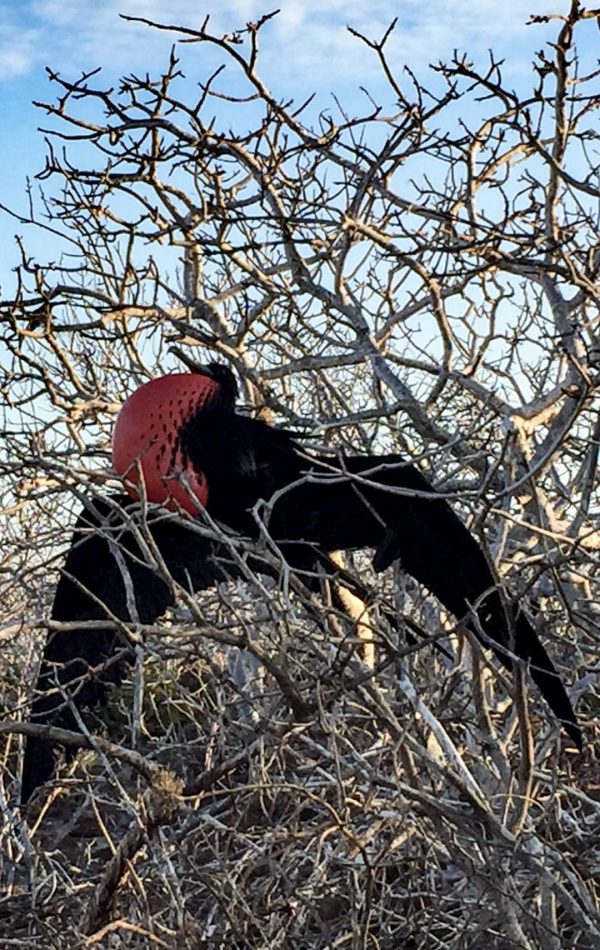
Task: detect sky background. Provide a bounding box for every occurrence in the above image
[0,0,588,295]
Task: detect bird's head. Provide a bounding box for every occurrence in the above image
[171,348,239,409]
[112,357,237,514]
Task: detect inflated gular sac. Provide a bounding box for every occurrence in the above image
[112,374,219,513]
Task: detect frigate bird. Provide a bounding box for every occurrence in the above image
[21,360,581,802]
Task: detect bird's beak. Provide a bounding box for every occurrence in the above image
[169,346,214,377]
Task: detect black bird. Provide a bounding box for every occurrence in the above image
[21,360,581,802]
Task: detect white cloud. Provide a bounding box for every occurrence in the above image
[0,14,40,79]
[0,46,32,79]
[13,0,576,91]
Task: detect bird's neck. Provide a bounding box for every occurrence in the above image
[182,411,304,531]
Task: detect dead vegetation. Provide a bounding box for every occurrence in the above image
[1,4,599,946]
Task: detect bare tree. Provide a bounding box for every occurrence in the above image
[1,4,599,947]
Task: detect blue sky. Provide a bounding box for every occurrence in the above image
[0,1,584,294]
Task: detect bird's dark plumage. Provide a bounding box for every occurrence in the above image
[20,495,250,804]
[21,362,581,802]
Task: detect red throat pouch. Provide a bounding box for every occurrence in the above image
[112,373,219,514]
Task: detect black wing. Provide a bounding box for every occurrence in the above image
[184,411,580,745]
[266,452,581,747]
[21,495,242,803]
